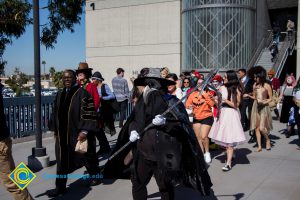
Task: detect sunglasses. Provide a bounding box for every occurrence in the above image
[184,81,190,83]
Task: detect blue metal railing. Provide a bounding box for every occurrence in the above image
[114,102,134,121]
[3,96,55,138]
[3,96,134,138]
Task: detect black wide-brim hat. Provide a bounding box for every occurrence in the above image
[134,68,175,86]
[91,71,104,81]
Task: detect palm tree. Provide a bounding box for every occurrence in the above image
[49,67,55,78]
[42,60,46,79]
[53,71,64,89]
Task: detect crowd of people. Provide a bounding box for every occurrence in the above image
[1,62,300,200]
[269,18,295,63]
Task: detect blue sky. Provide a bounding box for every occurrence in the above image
[3,2,85,76]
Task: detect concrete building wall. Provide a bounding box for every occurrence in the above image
[86,0,181,88]
[256,0,272,46]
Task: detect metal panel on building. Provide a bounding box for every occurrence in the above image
[182,0,256,71]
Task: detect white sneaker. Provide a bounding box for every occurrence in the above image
[222,164,231,171]
[204,152,212,164]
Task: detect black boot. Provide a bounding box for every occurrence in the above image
[248,136,256,144]
[248,131,256,143]
[285,126,292,138]
[274,109,279,119]
[285,130,291,138]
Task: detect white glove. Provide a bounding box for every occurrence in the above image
[129,130,140,142]
[186,108,193,115]
[152,114,166,126]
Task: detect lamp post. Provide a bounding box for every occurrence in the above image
[28,0,49,170]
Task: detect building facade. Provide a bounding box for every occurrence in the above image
[86,0,181,87]
[182,0,256,71]
[86,0,298,86]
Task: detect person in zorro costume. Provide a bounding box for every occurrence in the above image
[76,62,100,110]
[48,70,101,197]
[102,68,212,200]
[76,62,111,155]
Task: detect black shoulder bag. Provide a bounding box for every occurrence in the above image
[101,84,121,113]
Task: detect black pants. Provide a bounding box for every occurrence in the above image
[240,99,253,131]
[118,100,128,127]
[288,30,293,40]
[102,103,116,134]
[56,134,101,189]
[131,157,174,200]
[294,106,300,139]
[95,128,110,150]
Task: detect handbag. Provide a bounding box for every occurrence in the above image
[268,90,279,109]
[107,99,121,113]
[101,84,121,113]
[75,140,88,153]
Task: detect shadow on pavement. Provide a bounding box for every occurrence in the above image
[147,192,160,199]
[101,178,117,185]
[269,134,281,140]
[214,192,245,200]
[29,160,57,173]
[147,184,244,200]
[278,128,286,134]
[210,148,225,160]
[289,138,300,146]
[147,186,218,200]
[213,148,252,166]
[250,134,280,149]
[269,134,281,147]
[36,178,92,200]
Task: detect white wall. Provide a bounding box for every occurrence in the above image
[86,0,181,89]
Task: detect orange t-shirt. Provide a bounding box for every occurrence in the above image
[185,91,215,120]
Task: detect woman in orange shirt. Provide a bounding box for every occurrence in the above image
[185,78,215,164]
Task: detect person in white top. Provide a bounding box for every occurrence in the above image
[166,73,183,99]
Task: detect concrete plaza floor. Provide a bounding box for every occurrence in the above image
[1,118,300,200]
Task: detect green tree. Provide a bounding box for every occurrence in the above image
[5,67,29,96]
[0,0,85,75]
[52,70,64,89]
[41,0,85,49]
[49,66,56,77]
[0,0,32,75]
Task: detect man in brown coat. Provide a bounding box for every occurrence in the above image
[0,81,33,200]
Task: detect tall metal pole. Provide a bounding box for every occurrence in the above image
[33,0,45,157]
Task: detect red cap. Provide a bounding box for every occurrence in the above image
[212,74,223,83]
[193,71,202,79]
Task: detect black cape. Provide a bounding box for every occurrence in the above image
[102,94,212,196]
